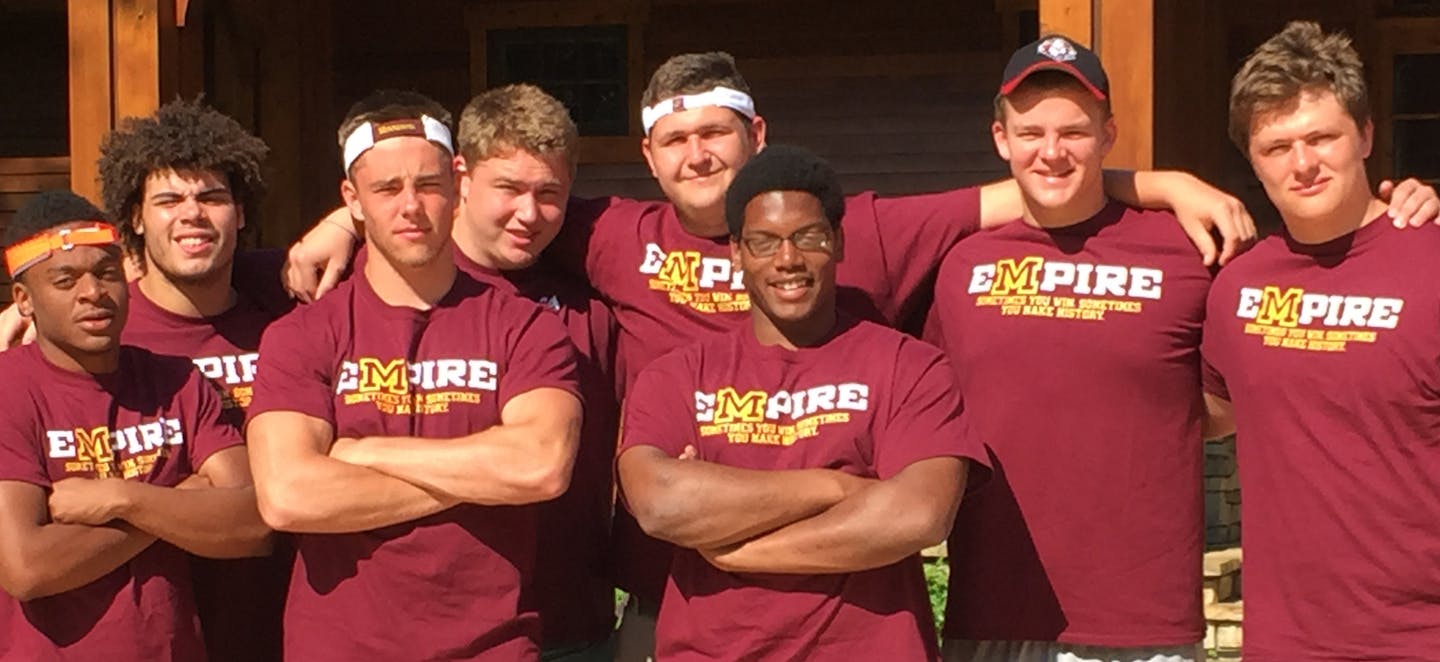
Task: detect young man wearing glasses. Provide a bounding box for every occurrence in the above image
[616,145,985,661]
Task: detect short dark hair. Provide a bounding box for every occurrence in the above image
[98,99,268,258]
[642,52,753,109]
[5,190,109,245]
[337,89,453,176]
[724,145,845,238]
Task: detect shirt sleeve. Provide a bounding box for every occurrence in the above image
[854,187,982,326]
[182,367,246,473]
[877,337,989,481]
[618,352,693,458]
[498,296,582,408]
[1200,288,1231,401]
[246,308,339,427]
[0,398,48,488]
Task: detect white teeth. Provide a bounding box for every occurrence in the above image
[178,237,208,247]
[774,280,809,291]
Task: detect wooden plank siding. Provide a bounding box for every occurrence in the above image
[0,157,73,303]
[570,0,1017,200]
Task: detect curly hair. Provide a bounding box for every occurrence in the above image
[1229,21,1369,153]
[724,144,845,238]
[97,98,268,256]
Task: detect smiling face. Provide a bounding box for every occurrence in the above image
[12,229,128,371]
[342,136,457,270]
[993,80,1115,224]
[1246,88,1374,227]
[731,190,841,342]
[457,147,571,270]
[133,168,243,285]
[643,105,766,234]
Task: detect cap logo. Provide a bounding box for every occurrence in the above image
[672,97,686,112]
[1037,37,1078,62]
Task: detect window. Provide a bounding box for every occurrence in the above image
[486,26,630,136]
[1392,53,1440,182]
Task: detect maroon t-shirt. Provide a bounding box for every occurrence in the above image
[619,317,983,661]
[926,203,1212,646]
[559,189,982,601]
[122,278,289,662]
[1201,218,1440,661]
[247,270,580,662]
[0,344,243,662]
[455,250,620,648]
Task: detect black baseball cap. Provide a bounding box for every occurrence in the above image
[1000,35,1109,100]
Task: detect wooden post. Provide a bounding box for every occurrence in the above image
[1097,0,1153,170]
[112,0,170,124]
[68,0,112,202]
[1039,0,1091,46]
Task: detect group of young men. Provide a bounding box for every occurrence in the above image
[0,18,1436,662]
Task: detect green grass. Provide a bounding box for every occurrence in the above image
[923,557,949,633]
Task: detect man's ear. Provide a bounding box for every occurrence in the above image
[749,115,769,151]
[130,206,145,236]
[340,178,366,222]
[12,281,33,319]
[992,120,1012,162]
[641,137,658,179]
[831,225,845,262]
[730,237,743,274]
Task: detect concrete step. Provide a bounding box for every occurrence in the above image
[1203,547,1242,604]
[1204,600,1243,658]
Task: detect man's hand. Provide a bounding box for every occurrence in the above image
[1164,173,1257,266]
[1379,178,1440,228]
[327,437,363,463]
[283,208,359,303]
[0,304,35,350]
[48,478,130,526]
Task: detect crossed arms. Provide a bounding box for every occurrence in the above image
[246,387,581,534]
[617,446,968,574]
[0,446,268,601]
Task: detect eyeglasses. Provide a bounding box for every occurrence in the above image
[740,227,835,258]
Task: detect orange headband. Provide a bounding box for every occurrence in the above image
[4,223,120,278]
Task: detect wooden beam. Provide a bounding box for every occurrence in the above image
[1039,0,1091,46]
[112,0,164,124]
[1098,0,1153,170]
[68,0,112,202]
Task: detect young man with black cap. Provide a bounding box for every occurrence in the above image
[617,145,986,661]
[0,191,270,660]
[926,36,1216,662]
[245,90,583,661]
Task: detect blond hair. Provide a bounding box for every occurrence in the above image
[457,84,578,173]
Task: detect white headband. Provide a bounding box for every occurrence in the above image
[342,115,454,172]
[641,86,756,135]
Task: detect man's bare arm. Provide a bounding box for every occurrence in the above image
[0,481,154,601]
[51,447,272,559]
[282,207,359,303]
[1203,393,1237,441]
[247,410,457,534]
[616,445,872,549]
[702,456,967,574]
[330,388,582,506]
